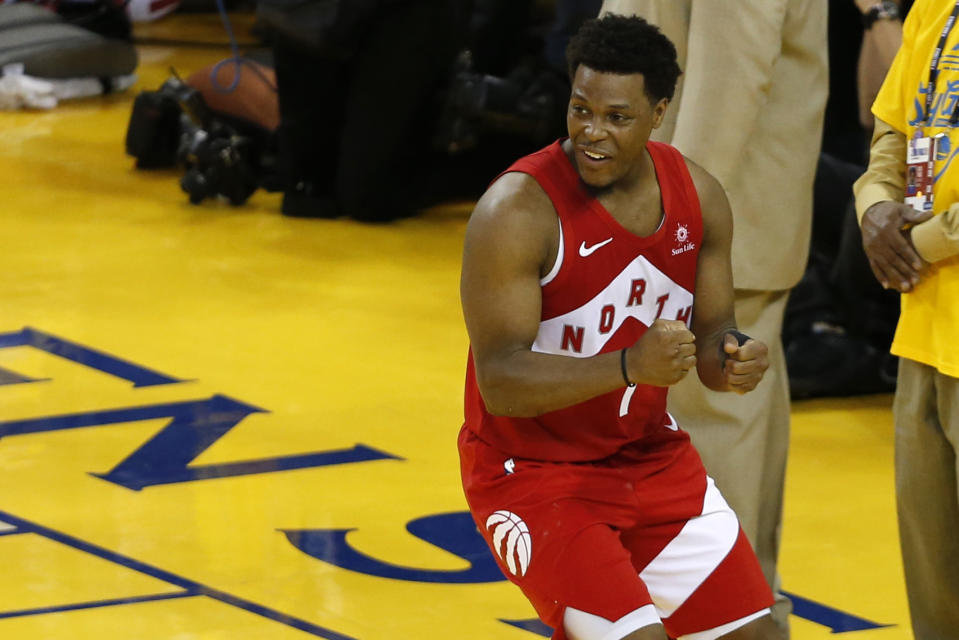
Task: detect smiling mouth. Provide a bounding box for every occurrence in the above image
[582,149,610,161]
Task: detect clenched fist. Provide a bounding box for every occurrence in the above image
[722,332,768,394]
[624,319,697,387]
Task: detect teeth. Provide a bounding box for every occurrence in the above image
[584,150,606,160]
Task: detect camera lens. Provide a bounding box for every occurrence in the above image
[180,169,210,204]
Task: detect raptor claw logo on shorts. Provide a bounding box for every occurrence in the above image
[485,510,532,577]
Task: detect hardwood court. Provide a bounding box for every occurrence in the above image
[0,14,910,640]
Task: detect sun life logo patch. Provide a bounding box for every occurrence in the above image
[672,223,695,256]
[485,510,532,577]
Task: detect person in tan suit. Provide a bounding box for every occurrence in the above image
[599,1,828,634]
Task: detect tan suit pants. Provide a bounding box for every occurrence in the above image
[667,290,792,632]
[894,358,959,639]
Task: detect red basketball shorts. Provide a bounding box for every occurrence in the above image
[458,425,773,640]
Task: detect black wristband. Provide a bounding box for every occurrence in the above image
[729,330,750,347]
[620,348,635,387]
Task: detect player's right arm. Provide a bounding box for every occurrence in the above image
[461,173,693,418]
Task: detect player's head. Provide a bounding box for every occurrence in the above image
[566,13,681,104]
[563,15,682,189]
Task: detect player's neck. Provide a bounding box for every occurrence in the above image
[596,153,663,238]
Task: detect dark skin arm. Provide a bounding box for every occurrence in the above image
[684,159,768,393]
[461,173,696,418]
[856,118,933,291]
[854,0,903,130]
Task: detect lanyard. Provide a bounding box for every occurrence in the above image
[924,0,959,126]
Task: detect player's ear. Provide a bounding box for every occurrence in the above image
[651,98,668,129]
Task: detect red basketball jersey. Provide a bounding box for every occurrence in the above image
[464,139,703,461]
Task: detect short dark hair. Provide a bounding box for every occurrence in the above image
[566,13,682,102]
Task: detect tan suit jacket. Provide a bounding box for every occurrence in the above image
[602,0,828,291]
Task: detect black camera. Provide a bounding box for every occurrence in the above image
[434,51,568,154]
[125,75,261,206]
[177,123,259,206]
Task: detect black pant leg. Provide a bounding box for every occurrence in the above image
[272,41,344,217]
[336,0,468,221]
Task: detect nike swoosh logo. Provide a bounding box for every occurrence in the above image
[579,237,613,257]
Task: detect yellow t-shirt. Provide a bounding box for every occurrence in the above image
[872,0,959,377]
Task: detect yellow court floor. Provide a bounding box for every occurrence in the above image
[2,15,912,640]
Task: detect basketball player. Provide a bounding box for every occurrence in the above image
[458,14,783,640]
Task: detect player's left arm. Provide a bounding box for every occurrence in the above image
[685,158,769,393]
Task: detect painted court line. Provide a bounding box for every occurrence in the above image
[0,592,195,620]
[0,510,356,640]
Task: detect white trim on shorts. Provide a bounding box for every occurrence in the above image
[640,476,739,618]
[564,605,770,640]
[678,608,770,640]
[562,476,755,640]
[564,604,660,640]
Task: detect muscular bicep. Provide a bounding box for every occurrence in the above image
[460,174,556,372]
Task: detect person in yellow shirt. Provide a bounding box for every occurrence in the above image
[853,0,959,636]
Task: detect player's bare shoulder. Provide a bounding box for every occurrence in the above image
[681,155,732,243]
[471,171,557,232]
[465,171,559,273]
[681,157,725,211]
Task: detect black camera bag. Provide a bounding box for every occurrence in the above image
[125,89,183,168]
